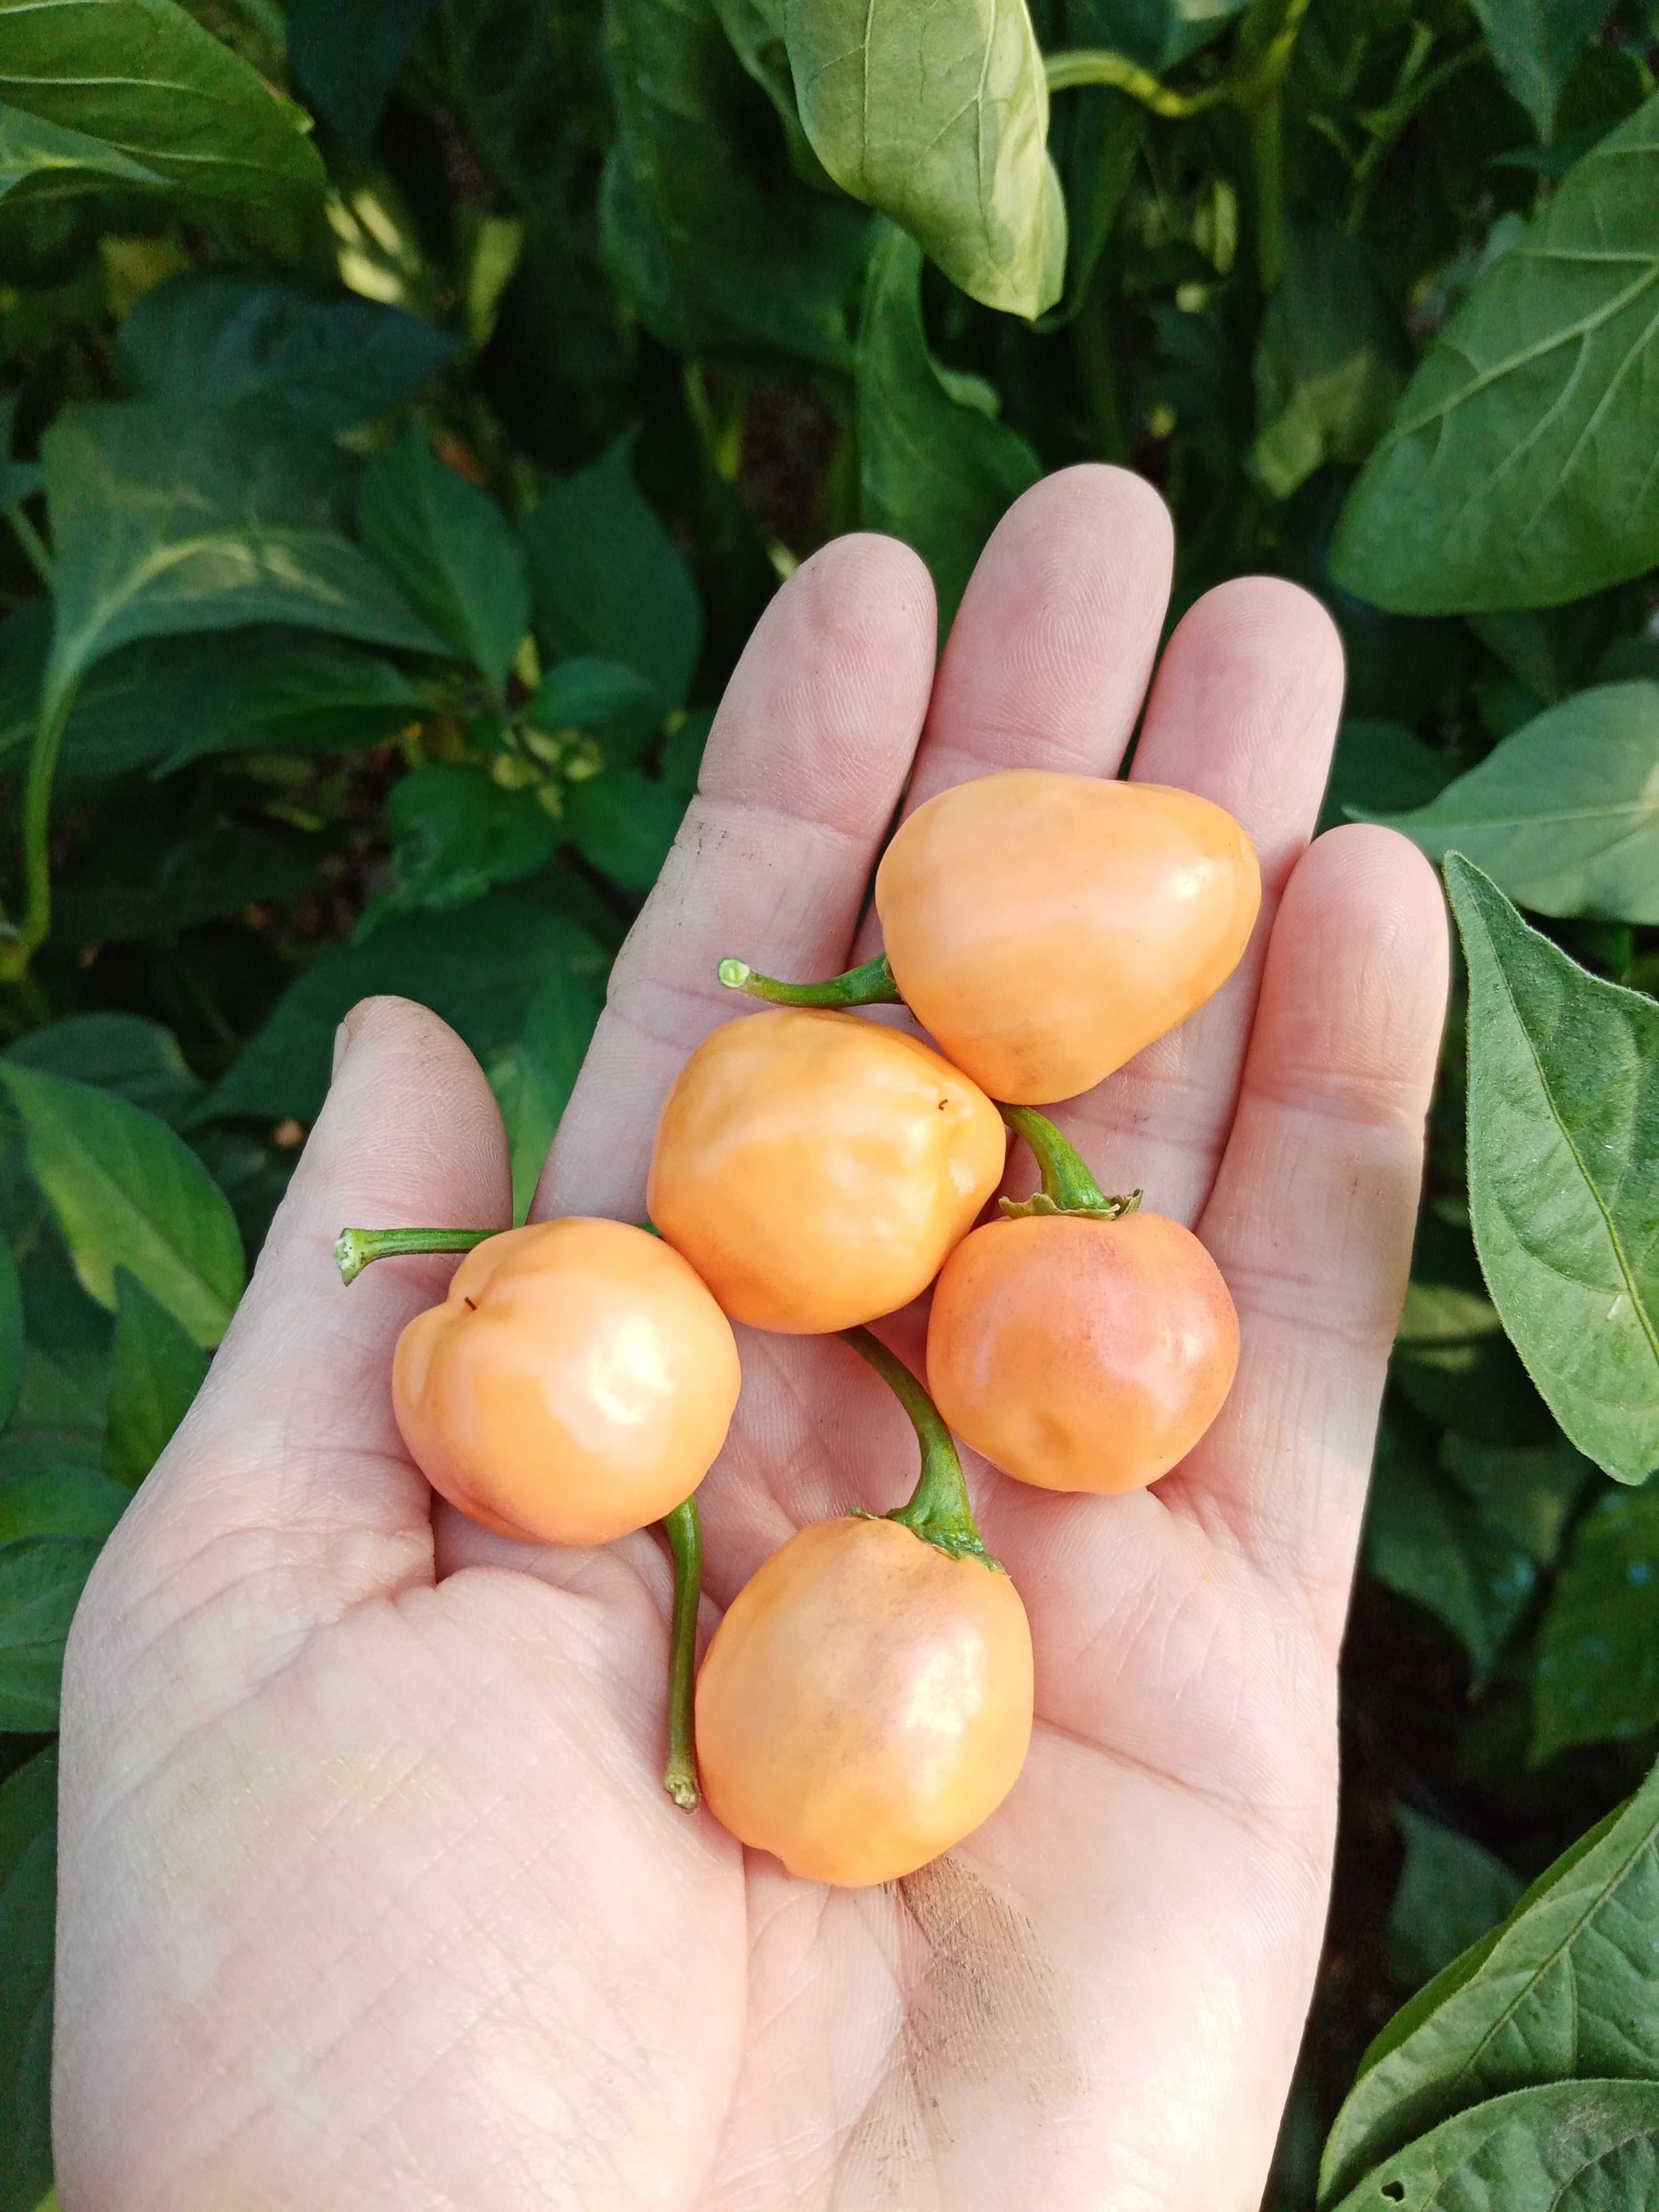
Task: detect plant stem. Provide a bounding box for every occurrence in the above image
[335,1225,496,1285]
[1046,47,1227,118]
[999,1105,1141,1221]
[661,1495,702,1810]
[840,1327,998,1568]
[0,673,77,983]
[717,952,903,1011]
[4,502,52,588]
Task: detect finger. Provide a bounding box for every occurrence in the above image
[867,465,1175,841]
[537,532,937,1219]
[1053,578,1346,1224]
[121,997,511,1602]
[1169,825,1450,1648]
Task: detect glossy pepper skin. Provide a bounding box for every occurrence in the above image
[875,769,1261,1104]
[392,1218,740,1547]
[694,1515,1033,1886]
[927,1210,1239,1495]
[647,1008,1007,1334]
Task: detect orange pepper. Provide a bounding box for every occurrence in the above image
[723,770,1261,1105]
[648,1008,1006,1334]
[927,1109,1238,1494]
[391,1218,740,1547]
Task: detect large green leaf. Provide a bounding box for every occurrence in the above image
[1387,1808,1523,1991]
[41,401,445,711]
[1446,856,1658,1484]
[1331,96,1659,613]
[1249,214,1409,500]
[1327,2080,1659,2212]
[600,0,869,367]
[0,1747,55,2212]
[0,1535,99,1729]
[1368,685,1659,924]
[1363,1425,1537,1681]
[1439,1431,1596,1563]
[6,1015,203,1126]
[522,433,701,710]
[0,1467,129,1544]
[0,1065,245,1348]
[857,222,1041,638]
[1320,1756,1659,2203]
[564,768,684,894]
[783,0,1065,320]
[1470,0,1618,143]
[0,0,326,208]
[119,274,458,432]
[357,764,559,932]
[1534,1485,1659,1757]
[103,1268,208,1489]
[1317,718,1454,837]
[52,820,317,945]
[359,431,530,691]
[207,890,611,1124]
[285,0,439,150]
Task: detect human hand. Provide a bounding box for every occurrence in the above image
[53,467,1449,2212]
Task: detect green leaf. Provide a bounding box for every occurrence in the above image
[0,1747,55,2212]
[119,273,458,432]
[0,1239,19,1435]
[485,963,607,1223]
[1387,1807,1523,1990]
[285,0,439,151]
[0,1535,99,1729]
[1533,1485,1659,1757]
[1440,1432,1597,1563]
[1318,718,1455,837]
[358,764,559,931]
[782,0,1065,320]
[1365,683,1659,925]
[359,430,530,691]
[1394,1211,1554,1444]
[1469,0,1618,143]
[103,1269,208,1489]
[6,1015,203,1126]
[206,890,610,1124]
[0,1066,245,1349]
[1326,2079,1659,2212]
[1363,1425,1537,1682]
[1331,95,1659,613]
[41,401,446,709]
[1248,214,1410,500]
[522,433,701,713]
[857,222,1042,638]
[600,0,869,368]
[152,636,424,770]
[1320,1756,1659,2205]
[52,820,317,945]
[0,1467,129,1544]
[1446,854,1659,1484]
[564,768,685,894]
[0,0,326,208]
[526,657,666,749]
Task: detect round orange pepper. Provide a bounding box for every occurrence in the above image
[391,1218,740,1547]
[927,1109,1238,1494]
[648,1008,1006,1334]
[695,1515,1033,1885]
[722,770,1261,1105]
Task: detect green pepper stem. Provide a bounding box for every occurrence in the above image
[840,1327,999,1569]
[335,1226,496,1285]
[717,951,903,1011]
[662,1495,702,1810]
[998,1107,1141,1222]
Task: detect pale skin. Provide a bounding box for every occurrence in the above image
[53,468,1450,2212]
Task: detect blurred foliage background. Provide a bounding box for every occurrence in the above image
[1,3,1657,2207]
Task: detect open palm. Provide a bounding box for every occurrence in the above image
[54,469,1449,2212]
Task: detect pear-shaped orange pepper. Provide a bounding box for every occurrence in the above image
[695,1333,1033,1885]
[720,769,1261,1105]
[648,1008,1006,1334]
[927,1109,1238,1494]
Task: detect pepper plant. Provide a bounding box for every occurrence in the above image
[0,1,1657,2206]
